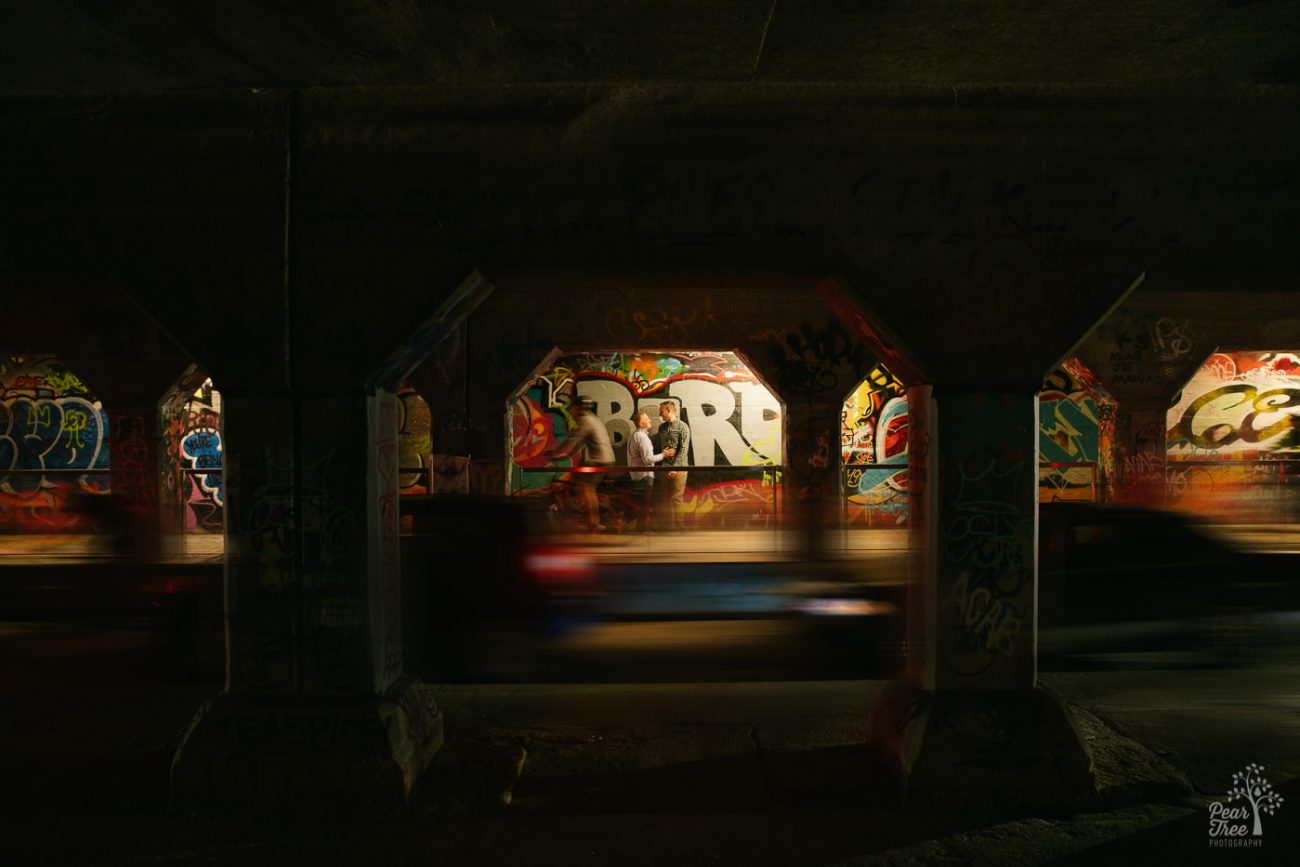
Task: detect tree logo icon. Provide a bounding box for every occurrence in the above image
[1208,763,1285,847]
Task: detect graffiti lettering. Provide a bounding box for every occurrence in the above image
[1173,384,1300,450]
[941,456,1031,676]
[1,358,111,532]
[162,377,224,534]
[946,572,1022,656]
[1149,317,1194,362]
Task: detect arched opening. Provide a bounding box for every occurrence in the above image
[1166,349,1300,523]
[836,355,1115,533]
[840,362,910,527]
[160,369,224,556]
[508,349,784,542]
[0,355,110,541]
[1039,357,1116,504]
[396,381,435,495]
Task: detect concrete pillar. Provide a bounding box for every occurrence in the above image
[106,405,163,559]
[170,389,442,813]
[870,388,1094,805]
[784,399,843,560]
[78,356,191,562]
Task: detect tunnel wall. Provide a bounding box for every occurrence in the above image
[1075,290,1300,514]
[0,355,110,532]
[159,373,223,535]
[1164,350,1300,522]
[444,280,891,529]
[2,90,1297,549]
[509,350,783,531]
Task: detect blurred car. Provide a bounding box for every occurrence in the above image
[1037,501,1299,660]
[0,558,224,681]
[400,494,598,680]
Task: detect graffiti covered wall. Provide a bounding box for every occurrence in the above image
[1039,357,1116,502]
[1167,350,1300,520]
[0,356,111,532]
[839,357,1114,524]
[161,377,224,534]
[396,383,432,495]
[510,351,782,529]
[841,363,909,526]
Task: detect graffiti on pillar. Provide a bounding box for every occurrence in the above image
[1121,419,1166,492]
[842,363,909,526]
[0,356,110,532]
[602,297,725,345]
[232,602,296,692]
[235,447,363,693]
[300,448,361,693]
[243,449,297,590]
[759,319,873,401]
[1100,309,1201,387]
[941,457,1029,676]
[161,377,224,534]
[1166,350,1300,520]
[469,458,506,496]
[509,351,782,529]
[111,414,151,519]
[243,448,356,585]
[1039,357,1116,502]
[836,357,1113,528]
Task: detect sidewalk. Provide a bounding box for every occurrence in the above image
[5,633,1300,865]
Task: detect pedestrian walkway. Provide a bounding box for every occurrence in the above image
[5,616,1300,865]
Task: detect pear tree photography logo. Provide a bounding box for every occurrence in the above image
[1207,763,1285,848]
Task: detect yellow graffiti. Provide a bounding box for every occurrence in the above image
[62,409,89,448]
[543,366,576,405]
[44,369,88,395]
[27,404,53,431]
[867,362,905,395]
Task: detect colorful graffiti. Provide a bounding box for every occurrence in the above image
[396,383,432,495]
[1166,350,1300,520]
[841,363,908,526]
[1038,357,1116,502]
[509,351,782,529]
[0,356,110,532]
[162,377,224,534]
[941,452,1031,679]
[839,357,1114,524]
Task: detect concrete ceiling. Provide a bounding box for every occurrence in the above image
[4,0,1298,96]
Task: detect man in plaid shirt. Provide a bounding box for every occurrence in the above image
[653,400,691,531]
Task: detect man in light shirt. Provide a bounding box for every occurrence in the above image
[627,409,675,532]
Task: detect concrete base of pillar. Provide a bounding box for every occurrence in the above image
[867,680,1094,807]
[170,675,443,815]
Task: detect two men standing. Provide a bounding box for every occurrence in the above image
[556,397,691,534]
[627,409,671,532]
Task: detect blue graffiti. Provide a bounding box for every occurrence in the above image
[0,396,110,495]
[181,428,224,507]
[1039,397,1099,463]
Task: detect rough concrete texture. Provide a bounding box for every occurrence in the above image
[170,676,444,815]
[868,683,1096,808]
[1062,701,1192,804]
[5,1,1298,93]
[6,640,1300,865]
